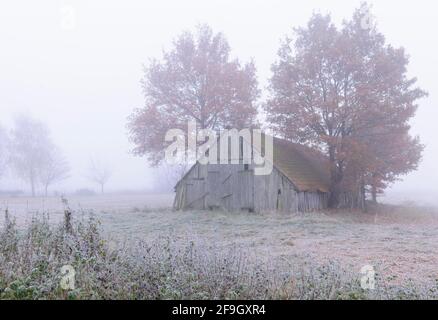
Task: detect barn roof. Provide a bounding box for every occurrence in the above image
[175,135,331,193]
[269,137,330,193]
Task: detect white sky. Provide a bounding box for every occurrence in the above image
[0,1,437,199]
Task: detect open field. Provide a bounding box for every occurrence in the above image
[1,194,438,288]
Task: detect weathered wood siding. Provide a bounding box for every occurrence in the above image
[174,162,328,213]
[253,165,297,212]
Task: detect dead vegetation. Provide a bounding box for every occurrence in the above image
[1,195,438,299]
[97,202,438,286]
[1,205,438,300]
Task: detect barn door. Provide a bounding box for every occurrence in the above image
[206,171,220,209]
[237,169,254,212]
[185,179,206,209]
[220,167,234,211]
[174,183,186,209]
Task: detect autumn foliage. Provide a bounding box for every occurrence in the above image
[264,4,427,207]
[128,24,259,165]
[128,5,427,207]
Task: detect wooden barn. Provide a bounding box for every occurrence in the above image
[173,137,333,213]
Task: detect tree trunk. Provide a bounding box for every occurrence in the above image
[327,146,341,208]
[328,181,340,208]
[371,184,377,203]
[360,179,367,212]
[101,183,104,194]
[45,184,49,197]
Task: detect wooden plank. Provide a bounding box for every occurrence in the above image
[222,173,232,184]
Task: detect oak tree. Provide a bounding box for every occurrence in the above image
[265,4,427,207]
[128,24,259,165]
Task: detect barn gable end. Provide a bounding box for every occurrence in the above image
[173,136,331,213]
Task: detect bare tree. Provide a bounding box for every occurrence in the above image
[39,146,70,196]
[87,159,112,194]
[0,125,9,183]
[154,163,189,192]
[9,115,53,197]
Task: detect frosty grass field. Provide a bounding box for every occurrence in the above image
[1,193,438,287]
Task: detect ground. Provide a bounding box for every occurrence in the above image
[1,193,437,286]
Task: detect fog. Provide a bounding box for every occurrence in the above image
[0,1,437,203]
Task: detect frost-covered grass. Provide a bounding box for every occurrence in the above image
[1,207,438,300]
[1,195,438,299]
[97,204,438,286]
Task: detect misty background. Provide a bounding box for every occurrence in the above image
[0,0,437,204]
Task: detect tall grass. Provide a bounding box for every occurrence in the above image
[0,206,437,300]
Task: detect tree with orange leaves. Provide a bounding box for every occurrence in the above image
[128,24,259,165]
[265,4,427,208]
